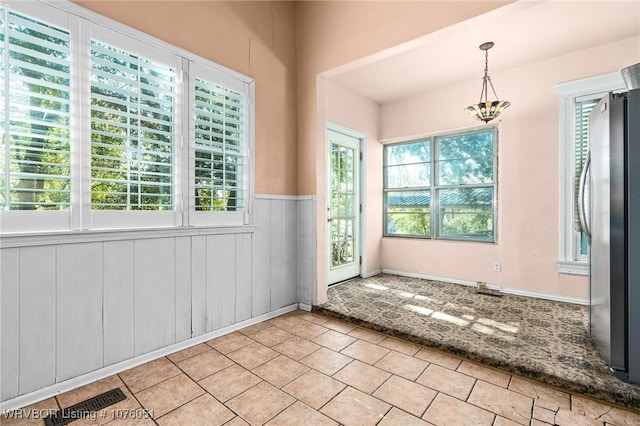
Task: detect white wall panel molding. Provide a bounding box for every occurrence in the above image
[298,198,317,306]
[0,226,256,249]
[0,196,316,409]
[0,195,316,408]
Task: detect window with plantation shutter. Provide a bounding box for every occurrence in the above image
[573,98,597,228]
[90,39,176,212]
[0,6,71,212]
[554,73,625,274]
[572,97,598,255]
[0,1,254,234]
[190,63,250,226]
[193,77,246,212]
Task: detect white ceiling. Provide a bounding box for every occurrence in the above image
[327,1,640,104]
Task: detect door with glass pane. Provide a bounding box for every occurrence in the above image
[327,129,361,285]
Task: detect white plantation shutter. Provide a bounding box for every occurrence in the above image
[0,7,72,211]
[1,2,253,233]
[573,97,598,232]
[90,39,176,212]
[193,77,246,212]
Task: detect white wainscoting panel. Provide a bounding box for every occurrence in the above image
[174,237,192,342]
[103,240,135,366]
[1,248,19,400]
[297,197,316,306]
[134,238,176,356]
[235,233,252,322]
[0,194,318,409]
[56,243,103,382]
[270,200,284,309]
[207,234,236,331]
[19,246,56,394]
[191,236,207,337]
[282,200,298,306]
[251,199,271,316]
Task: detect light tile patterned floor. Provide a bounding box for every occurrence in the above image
[3,310,640,426]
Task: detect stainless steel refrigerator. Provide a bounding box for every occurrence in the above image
[579,63,640,383]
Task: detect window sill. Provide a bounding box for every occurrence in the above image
[0,225,256,249]
[382,235,497,244]
[557,260,589,276]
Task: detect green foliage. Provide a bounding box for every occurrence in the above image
[193,78,244,211]
[2,8,246,215]
[384,130,495,240]
[387,207,430,236]
[441,210,493,239]
[90,40,174,211]
[1,9,71,210]
[438,130,493,185]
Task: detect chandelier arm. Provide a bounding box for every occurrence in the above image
[486,76,501,101]
[481,48,490,103]
[479,78,488,104]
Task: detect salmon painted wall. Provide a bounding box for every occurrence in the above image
[379,36,640,299]
[74,1,298,195]
[325,79,382,278]
[296,1,510,303]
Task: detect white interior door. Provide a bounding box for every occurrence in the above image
[327,128,361,285]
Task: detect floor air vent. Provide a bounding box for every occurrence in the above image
[475,290,504,298]
[44,388,126,426]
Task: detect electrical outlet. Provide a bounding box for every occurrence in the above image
[493,262,501,272]
[477,281,487,289]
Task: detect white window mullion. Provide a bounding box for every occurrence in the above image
[244,83,255,225]
[174,56,188,227]
[69,14,82,230]
[187,61,196,226]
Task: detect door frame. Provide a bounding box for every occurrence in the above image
[326,122,365,285]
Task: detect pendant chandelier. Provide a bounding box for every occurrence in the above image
[465,42,510,123]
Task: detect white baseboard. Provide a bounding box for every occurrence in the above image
[382,269,478,287]
[380,269,589,305]
[0,304,299,414]
[362,269,382,279]
[298,303,312,312]
[499,287,588,305]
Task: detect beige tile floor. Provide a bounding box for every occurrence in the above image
[3,310,640,426]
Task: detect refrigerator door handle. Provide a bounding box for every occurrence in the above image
[579,151,592,244]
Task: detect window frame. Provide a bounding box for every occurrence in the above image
[383,126,498,243]
[0,0,255,234]
[87,24,184,230]
[554,72,625,275]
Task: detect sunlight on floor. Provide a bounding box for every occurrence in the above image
[404,304,434,316]
[365,283,389,291]
[403,303,520,339]
[364,282,521,339]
